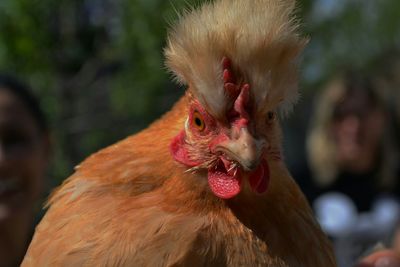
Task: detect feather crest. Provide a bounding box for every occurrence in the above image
[165,0,307,117]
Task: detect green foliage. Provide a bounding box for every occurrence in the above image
[302,0,400,87]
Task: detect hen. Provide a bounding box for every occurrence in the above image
[22,0,336,266]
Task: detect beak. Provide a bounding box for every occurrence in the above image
[214,128,266,171]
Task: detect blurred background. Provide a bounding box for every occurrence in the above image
[0,0,399,186]
[1,0,400,266]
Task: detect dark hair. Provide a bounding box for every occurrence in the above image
[0,74,48,133]
[344,72,379,106]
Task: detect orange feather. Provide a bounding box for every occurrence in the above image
[22,96,335,266]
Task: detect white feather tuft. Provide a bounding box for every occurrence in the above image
[165,0,307,117]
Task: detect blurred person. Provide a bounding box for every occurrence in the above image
[0,75,50,267]
[379,54,400,151]
[305,72,400,266]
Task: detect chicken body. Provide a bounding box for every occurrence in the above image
[22,97,334,267]
[22,0,336,266]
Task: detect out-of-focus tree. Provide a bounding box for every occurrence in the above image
[0,0,399,187]
[0,0,200,186]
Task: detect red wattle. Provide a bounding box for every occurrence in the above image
[248,160,270,194]
[208,160,242,199]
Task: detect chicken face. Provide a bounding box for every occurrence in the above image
[171,58,278,199]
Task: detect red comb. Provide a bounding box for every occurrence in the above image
[222,56,250,122]
[222,57,239,97]
[234,83,250,120]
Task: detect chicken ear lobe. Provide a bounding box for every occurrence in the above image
[170,130,200,167]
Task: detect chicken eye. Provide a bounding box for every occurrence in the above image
[266,111,276,123]
[193,111,205,131]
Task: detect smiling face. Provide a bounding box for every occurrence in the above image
[0,88,48,220]
[331,89,385,173]
[0,86,49,267]
[171,58,282,199]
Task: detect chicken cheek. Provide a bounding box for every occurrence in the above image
[170,130,200,167]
